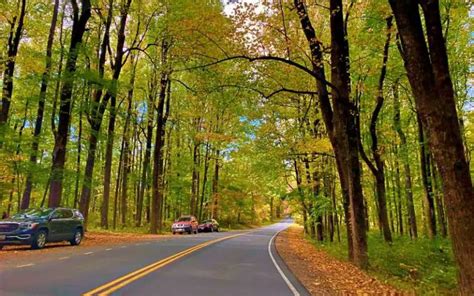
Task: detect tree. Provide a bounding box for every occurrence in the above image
[389,0,474,293]
[48,0,91,207]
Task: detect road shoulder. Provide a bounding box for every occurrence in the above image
[275,225,404,295]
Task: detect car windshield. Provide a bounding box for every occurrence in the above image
[177,217,191,222]
[11,208,54,219]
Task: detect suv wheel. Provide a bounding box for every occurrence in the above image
[70,229,83,246]
[32,230,47,249]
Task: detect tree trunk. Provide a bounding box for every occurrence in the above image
[102,96,116,229]
[417,114,437,238]
[432,160,448,237]
[357,16,393,243]
[21,0,60,209]
[393,81,417,238]
[120,88,134,226]
[150,40,170,234]
[81,0,131,227]
[190,139,200,216]
[198,142,210,221]
[211,149,220,219]
[48,0,91,207]
[0,0,26,124]
[294,0,365,265]
[136,82,155,227]
[390,1,474,292]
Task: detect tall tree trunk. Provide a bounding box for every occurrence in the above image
[102,96,116,229]
[329,0,368,268]
[357,16,393,243]
[120,93,133,226]
[73,100,83,208]
[190,139,200,216]
[393,81,417,238]
[211,149,220,219]
[80,0,131,226]
[150,40,170,234]
[390,1,474,292]
[198,142,210,221]
[294,0,363,264]
[21,0,59,209]
[48,0,91,207]
[417,114,437,238]
[0,0,26,124]
[432,160,447,237]
[136,81,155,227]
[313,171,324,241]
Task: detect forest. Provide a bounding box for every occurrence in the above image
[0,0,473,294]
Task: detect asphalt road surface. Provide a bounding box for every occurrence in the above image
[0,219,309,296]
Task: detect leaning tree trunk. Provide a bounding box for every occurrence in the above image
[48,0,91,207]
[390,1,474,293]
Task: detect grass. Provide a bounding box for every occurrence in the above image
[311,231,458,295]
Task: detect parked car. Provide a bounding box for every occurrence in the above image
[171,215,198,234]
[198,219,219,233]
[0,208,84,250]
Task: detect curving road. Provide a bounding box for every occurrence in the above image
[0,219,309,296]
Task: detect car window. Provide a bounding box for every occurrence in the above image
[50,210,62,219]
[61,209,73,219]
[12,208,54,219]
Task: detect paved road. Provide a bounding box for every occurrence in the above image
[0,220,309,296]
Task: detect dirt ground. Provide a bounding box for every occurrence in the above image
[275,225,409,296]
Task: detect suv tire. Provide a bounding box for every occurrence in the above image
[32,230,47,249]
[70,229,83,246]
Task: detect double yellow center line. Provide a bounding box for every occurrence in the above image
[83,232,247,296]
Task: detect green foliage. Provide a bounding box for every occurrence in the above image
[313,232,458,295]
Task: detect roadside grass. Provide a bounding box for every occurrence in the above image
[309,231,458,295]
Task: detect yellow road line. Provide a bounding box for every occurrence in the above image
[82,232,247,296]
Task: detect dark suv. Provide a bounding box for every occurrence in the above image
[0,208,84,250]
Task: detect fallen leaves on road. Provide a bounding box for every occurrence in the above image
[276,225,409,296]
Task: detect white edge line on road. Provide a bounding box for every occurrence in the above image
[268,228,300,296]
[84,252,94,255]
[105,248,112,251]
[16,263,34,268]
[59,256,70,260]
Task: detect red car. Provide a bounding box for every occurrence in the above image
[171,215,198,235]
[198,219,219,233]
